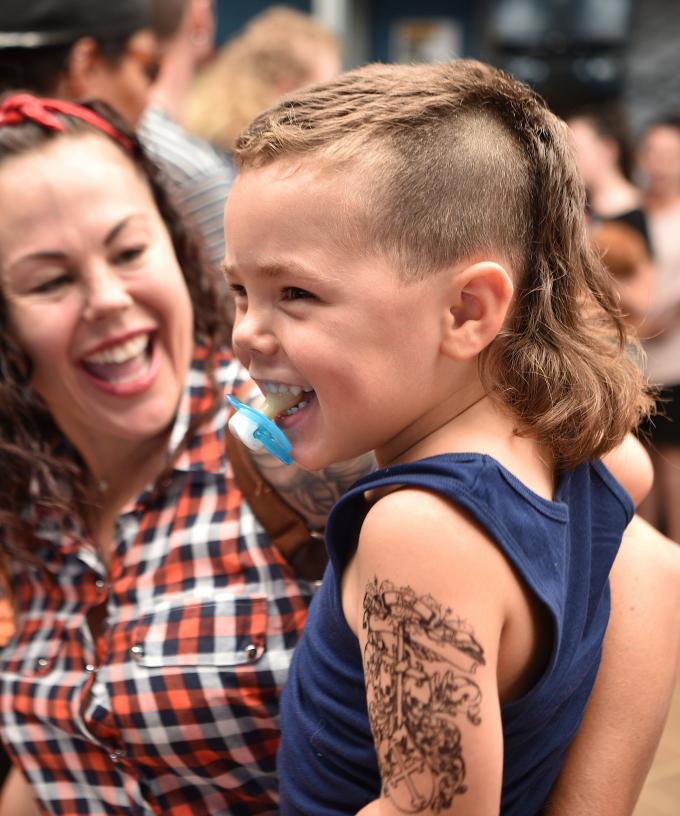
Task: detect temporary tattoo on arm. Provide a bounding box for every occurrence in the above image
[251,452,376,530]
[363,578,486,813]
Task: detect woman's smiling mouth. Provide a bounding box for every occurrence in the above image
[81,332,159,394]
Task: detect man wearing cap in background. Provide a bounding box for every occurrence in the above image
[0,0,235,281]
[0,0,161,125]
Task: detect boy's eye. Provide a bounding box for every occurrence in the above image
[229,283,247,299]
[281,286,315,301]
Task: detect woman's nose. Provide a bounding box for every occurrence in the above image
[232,306,279,359]
[82,265,134,321]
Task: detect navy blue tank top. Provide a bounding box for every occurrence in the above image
[278,454,633,815]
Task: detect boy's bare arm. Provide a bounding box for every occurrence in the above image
[545,515,680,815]
[348,490,508,815]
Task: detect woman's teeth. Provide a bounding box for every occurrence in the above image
[84,333,149,365]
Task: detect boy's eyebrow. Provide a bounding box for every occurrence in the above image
[221,260,236,280]
[221,259,316,281]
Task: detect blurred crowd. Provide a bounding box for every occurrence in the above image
[566,104,680,543]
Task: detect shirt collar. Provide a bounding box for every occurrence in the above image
[167,343,234,477]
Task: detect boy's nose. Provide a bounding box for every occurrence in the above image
[232,309,279,359]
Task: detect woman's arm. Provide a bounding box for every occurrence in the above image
[0,767,41,816]
[545,515,680,815]
[248,449,375,531]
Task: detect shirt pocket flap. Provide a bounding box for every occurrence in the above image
[129,595,268,668]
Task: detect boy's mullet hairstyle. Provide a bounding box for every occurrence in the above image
[234,59,653,468]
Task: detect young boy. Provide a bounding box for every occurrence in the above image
[223,60,670,815]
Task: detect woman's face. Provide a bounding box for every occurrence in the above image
[637,125,680,199]
[0,134,194,465]
[568,117,617,189]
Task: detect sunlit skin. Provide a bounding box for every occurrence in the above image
[0,135,194,484]
[224,160,499,473]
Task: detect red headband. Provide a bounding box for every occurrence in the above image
[0,94,134,152]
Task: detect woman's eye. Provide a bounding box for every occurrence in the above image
[115,246,145,264]
[31,274,71,294]
[281,286,315,301]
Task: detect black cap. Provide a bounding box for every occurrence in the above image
[0,0,152,49]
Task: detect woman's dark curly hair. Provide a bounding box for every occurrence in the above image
[0,98,232,538]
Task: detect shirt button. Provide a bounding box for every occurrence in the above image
[95,579,105,590]
[35,657,50,671]
[129,644,145,658]
[84,663,97,673]
[109,752,120,764]
[245,643,258,661]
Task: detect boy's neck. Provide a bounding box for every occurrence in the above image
[378,389,555,501]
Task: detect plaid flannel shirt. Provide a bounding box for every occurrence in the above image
[0,345,315,815]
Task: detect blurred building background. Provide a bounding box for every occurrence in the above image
[214,0,680,129]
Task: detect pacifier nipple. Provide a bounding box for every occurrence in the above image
[226,395,293,465]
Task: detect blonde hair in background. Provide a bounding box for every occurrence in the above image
[235,59,654,469]
[186,5,340,152]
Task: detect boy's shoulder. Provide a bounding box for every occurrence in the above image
[358,483,510,588]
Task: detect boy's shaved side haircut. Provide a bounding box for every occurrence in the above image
[234,60,653,468]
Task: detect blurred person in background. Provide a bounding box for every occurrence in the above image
[568,105,656,330]
[590,219,655,330]
[568,103,652,247]
[0,0,161,126]
[186,5,342,157]
[637,115,680,543]
[146,0,215,126]
[139,0,236,279]
[0,0,235,283]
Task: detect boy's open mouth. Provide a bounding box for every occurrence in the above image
[261,382,315,421]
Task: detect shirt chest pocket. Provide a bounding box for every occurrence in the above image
[129,594,268,668]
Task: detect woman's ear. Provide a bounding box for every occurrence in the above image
[440,261,514,360]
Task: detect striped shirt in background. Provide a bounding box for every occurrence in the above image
[138,105,237,278]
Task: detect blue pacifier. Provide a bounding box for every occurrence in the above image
[226,395,293,465]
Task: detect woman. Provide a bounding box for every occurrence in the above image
[567,104,655,326]
[0,93,368,815]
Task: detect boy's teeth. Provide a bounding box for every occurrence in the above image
[261,391,302,418]
[260,383,314,418]
[85,334,148,365]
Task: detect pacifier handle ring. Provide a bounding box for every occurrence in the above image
[226,395,293,465]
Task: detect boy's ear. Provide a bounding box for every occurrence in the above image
[440,261,514,360]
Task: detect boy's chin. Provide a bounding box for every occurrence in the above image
[291,450,334,473]
[290,441,347,473]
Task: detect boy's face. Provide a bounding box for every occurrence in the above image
[224,161,453,470]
